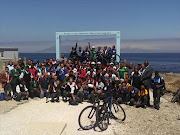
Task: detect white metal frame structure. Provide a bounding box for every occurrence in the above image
[56,31,120,61]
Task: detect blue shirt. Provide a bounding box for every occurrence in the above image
[59,68,67,81]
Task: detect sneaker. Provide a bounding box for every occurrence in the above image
[46,101,49,103]
[51,100,55,103]
[142,105,147,109]
[56,100,60,103]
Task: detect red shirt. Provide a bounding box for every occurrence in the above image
[29,68,37,78]
[79,68,87,78]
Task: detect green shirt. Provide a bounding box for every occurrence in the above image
[91,50,96,59]
[30,81,39,90]
[11,69,20,85]
[119,67,127,79]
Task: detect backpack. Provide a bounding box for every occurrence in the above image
[69,100,79,105]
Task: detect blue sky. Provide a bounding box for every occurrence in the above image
[0,0,180,53]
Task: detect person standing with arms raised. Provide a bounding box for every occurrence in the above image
[141,61,153,107]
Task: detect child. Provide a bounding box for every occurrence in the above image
[136,85,148,108]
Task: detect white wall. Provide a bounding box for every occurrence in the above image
[3,51,18,60]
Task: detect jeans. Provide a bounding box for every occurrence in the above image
[40,89,50,98]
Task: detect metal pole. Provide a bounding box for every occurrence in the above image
[56,33,60,59]
[116,31,120,62]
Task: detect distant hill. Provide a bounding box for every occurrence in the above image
[1,38,180,53]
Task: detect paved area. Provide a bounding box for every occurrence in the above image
[0,98,118,135]
[0,91,176,135]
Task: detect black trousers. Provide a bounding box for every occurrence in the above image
[63,90,71,100]
[11,84,17,95]
[16,92,29,101]
[87,91,95,103]
[76,91,83,103]
[4,83,12,100]
[129,98,135,106]
[153,88,161,108]
[136,96,148,107]
[145,85,150,105]
[29,89,40,98]
[51,91,60,101]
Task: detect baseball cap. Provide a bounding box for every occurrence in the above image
[91,62,95,65]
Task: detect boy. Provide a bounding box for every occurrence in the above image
[152,71,165,110]
[136,85,148,108]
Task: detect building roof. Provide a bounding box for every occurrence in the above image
[0,48,18,51]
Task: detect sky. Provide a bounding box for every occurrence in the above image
[0,0,180,52]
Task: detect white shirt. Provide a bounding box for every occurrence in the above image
[19,70,33,79]
[7,65,14,72]
[5,72,10,83]
[68,82,76,94]
[16,84,28,93]
[97,82,104,90]
[86,71,96,78]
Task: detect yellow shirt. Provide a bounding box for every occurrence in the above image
[138,89,148,96]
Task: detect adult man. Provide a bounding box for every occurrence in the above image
[7,60,14,72]
[68,78,79,105]
[29,63,37,79]
[19,66,33,97]
[152,71,165,110]
[102,79,114,100]
[130,66,141,90]
[103,46,108,60]
[129,86,139,106]
[49,75,60,102]
[118,81,129,104]
[61,81,71,102]
[86,68,96,78]
[89,43,96,61]
[15,80,29,101]
[107,70,118,84]
[96,47,103,62]
[60,54,67,62]
[110,45,116,62]
[39,73,50,103]
[1,67,12,100]
[83,46,90,61]
[127,62,134,77]
[119,62,127,79]
[29,77,40,98]
[59,63,67,81]
[141,61,153,107]
[70,41,78,58]
[76,41,83,61]
[75,82,84,103]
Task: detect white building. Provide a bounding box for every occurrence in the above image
[0,48,18,73]
[0,47,18,61]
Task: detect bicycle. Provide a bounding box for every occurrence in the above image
[78,95,100,130]
[96,89,126,131]
[78,90,126,131]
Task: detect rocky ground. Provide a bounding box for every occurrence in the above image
[0,94,180,135]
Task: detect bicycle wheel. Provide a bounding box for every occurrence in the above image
[78,106,97,130]
[96,105,109,131]
[171,95,177,103]
[110,100,126,121]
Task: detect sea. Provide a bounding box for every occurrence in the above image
[19,53,180,73]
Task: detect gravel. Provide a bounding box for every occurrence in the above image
[0,93,179,135]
